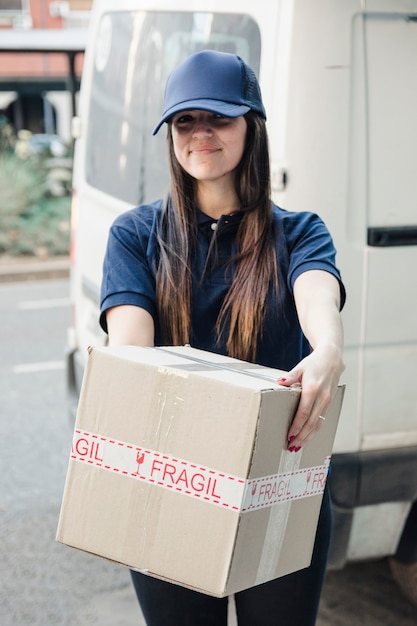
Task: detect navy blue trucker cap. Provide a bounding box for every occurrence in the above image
[152,50,266,135]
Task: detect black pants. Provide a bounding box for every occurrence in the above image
[131,487,332,626]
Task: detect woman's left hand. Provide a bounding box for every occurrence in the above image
[278,342,345,451]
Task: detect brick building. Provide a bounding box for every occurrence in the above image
[0,0,93,140]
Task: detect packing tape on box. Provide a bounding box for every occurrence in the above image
[254,449,302,584]
[71,429,330,513]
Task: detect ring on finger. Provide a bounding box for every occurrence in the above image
[319,415,326,421]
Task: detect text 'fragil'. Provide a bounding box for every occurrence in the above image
[70,430,330,512]
[242,460,330,511]
[149,459,221,498]
[70,429,245,509]
[72,436,103,462]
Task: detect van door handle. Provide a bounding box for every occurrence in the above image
[367,226,417,247]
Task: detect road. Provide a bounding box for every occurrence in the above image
[0,277,416,625]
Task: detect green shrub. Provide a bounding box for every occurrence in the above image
[0,194,71,257]
[0,152,47,217]
[0,151,71,257]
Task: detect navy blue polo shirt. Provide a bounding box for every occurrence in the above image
[100,200,345,370]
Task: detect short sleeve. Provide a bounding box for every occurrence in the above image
[282,210,346,310]
[99,204,160,333]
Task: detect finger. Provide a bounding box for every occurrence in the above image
[287,403,314,449]
[287,397,327,450]
[295,415,326,449]
[277,366,302,387]
[288,417,323,451]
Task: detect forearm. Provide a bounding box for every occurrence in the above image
[294,270,344,356]
[299,300,344,375]
[106,305,155,347]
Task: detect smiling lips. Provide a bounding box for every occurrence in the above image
[191,142,220,155]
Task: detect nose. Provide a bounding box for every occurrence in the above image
[191,114,213,137]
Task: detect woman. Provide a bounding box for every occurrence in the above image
[100,50,345,626]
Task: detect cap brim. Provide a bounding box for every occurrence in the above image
[152,99,250,135]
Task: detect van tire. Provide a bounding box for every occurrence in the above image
[389,557,417,607]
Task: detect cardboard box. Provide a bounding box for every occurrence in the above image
[57,345,344,597]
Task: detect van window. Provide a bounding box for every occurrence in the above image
[85,11,261,205]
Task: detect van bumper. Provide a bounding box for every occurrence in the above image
[328,446,417,567]
[65,345,85,423]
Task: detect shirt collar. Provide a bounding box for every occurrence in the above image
[196,207,244,229]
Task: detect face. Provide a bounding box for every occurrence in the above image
[171,110,247,185]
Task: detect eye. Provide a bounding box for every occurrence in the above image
[171,111,232,129]
[173,113,194,125]
[211,114,234,126]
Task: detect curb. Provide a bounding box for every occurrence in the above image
[0,256,70,283]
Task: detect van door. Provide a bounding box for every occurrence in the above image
[350,12,417,450]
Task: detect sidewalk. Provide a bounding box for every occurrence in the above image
[0,255,70,283]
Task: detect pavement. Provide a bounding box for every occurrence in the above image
[0,255,70,283]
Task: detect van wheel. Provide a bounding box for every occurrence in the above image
[389,557,417,607]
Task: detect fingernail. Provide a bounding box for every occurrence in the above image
[288,435,296,443]
[288,446,297,452]
[277,377,287,382]
[295,446,302,452]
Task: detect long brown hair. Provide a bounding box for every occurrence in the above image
[155,112,278,362]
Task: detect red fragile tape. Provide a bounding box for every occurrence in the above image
[71,429,330,512]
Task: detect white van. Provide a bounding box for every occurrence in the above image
[67,0,417,604]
